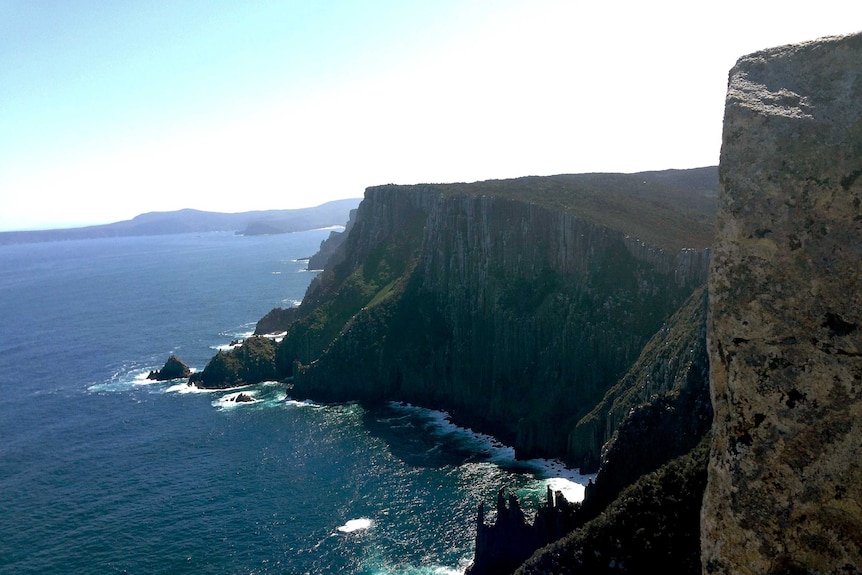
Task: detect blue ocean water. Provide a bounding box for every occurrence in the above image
[0,230,589,575]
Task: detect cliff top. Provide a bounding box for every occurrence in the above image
[370,167,718,252]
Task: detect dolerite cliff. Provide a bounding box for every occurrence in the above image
[259,169,716,470]
[488,285,713,575]
[703,33,862,574]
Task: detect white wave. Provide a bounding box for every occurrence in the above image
[388,402,515,462]
[364,560,469,575]
[88,366,169,393]
[386,402,594,502]
[214,390,262,408]
[283,398,322,409]
[212,337,249,352]
[543,477,588,504]
[258,330,287,338]
[336,517,372,533]
[259,331,286,343]
[429,568,466,575]
[212,328,288,351]
[165,381,220,394]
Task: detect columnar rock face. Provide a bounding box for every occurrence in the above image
[703,33,862,574]
[278,172,715,467]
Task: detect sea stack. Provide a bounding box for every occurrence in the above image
[147,354,192,381]
[703,33,862,573]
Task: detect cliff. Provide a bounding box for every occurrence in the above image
[261,169,717,468]
[570,284,712,478]
[702,33,862,573]
[469,284,713,574]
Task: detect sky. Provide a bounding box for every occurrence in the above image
[1,1,860,231]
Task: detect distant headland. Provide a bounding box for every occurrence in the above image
[0,198,361,245]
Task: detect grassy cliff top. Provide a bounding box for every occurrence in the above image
[374,167,718,251]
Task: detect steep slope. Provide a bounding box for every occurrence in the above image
[703,33,862,573]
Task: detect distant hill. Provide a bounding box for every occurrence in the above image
[0,198,361,245]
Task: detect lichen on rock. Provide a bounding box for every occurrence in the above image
[703,32,862,574]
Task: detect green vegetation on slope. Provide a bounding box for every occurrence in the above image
[191,336,277,388]
[274,201,428,379]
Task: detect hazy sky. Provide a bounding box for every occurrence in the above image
[1,1,860,231]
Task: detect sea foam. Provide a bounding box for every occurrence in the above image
[336,518,373,533]
[388,402,594,502]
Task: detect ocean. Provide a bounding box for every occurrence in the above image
[0,230,589,575]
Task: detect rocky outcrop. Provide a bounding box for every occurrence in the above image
[190,336,277,389]
[147,354,191,381]
[468,491,540,575]
[468,488,580,575]
[253,306,298,336]
[517,436,710,575]
[703,33,862,574]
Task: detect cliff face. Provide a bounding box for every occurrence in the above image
[570,284,712,477]
[275,170,715,467]
[579,285,712,511]
[703,33,862,574]
[470,285,713,575]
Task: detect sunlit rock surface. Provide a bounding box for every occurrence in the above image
[703,32,862,574]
